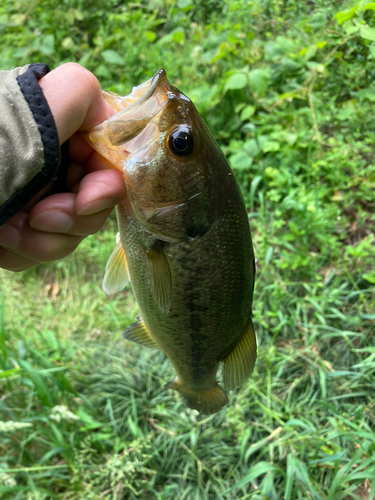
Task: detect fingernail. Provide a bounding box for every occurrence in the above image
[77,198,114,216]
[30,210,73,233]
[0,224,20,250]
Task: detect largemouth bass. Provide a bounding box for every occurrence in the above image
[84,69,256,414]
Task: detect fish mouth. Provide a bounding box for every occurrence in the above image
[115,68,167,116]
[87,69,170,149]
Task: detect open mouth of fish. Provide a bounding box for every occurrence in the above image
[86,69,170,161]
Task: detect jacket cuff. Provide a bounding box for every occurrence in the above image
[0,63,60,226]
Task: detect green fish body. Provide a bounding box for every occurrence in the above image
[84,69,256,414]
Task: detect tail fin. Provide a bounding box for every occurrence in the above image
[166,380,228,414]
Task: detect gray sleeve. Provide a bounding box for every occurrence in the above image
[0,63,60,227]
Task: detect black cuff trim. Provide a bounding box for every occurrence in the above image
[0,63,60,226]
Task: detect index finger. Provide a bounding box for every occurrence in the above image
[38,63,110,146]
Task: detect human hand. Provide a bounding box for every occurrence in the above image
[0,63,126,271]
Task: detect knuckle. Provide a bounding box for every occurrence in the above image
[63,63,101,97]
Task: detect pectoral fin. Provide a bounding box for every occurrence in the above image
[145,242,172,314]
[122,317,159,349]
[222,319,257,391]
[102,237,129,295]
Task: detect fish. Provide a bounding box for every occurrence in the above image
[83,69,256,414]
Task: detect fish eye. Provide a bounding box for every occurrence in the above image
[168,128,194,157]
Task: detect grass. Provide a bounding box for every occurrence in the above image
[1,0,375,498]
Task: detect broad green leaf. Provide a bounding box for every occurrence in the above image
[78,49,94,67]
[172,30,185,43]
[345,24,360,35]
[309,11,327,28]
[363,271,375,284]
[334,7,357,25]
[102,50,125,65]
[248,68,270,94]
[158,29,185,46]
[243,138,261,156]
[263,140,280,152]
[357,86,375,101]
[157,33,174,46]
[281,57,302,72]
[336,107,356,120]
[264,36,294,59]
[177,0,194,10]
[13,47,30,58]
[187,85,219,113]
[40,34,55,56]
[240,105,256,120]
[10,14,27,25]
[363,2,375,11]
[230,151,253,170]
[300,45,317,61]
[286,133,297,145]
[62,37,74,49]
[145,31,156,42]
[235,102,246,113]
[224,72,248,90]
[360,26,375,41]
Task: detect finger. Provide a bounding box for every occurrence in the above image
[29,193,114,236]
[69,133,117,173]
[66,162,86,191]
[28,168,125,234]
[29,169,124,222]
[84,150,120,174]
[75,169,126,215]
[22,182,54,213]
[0,246,39,272]
[38,63,110,145]
[0,213,84,263]
[69,132,95,164]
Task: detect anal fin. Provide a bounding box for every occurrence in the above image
[122,317,159,349]
[222,318,257,391]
